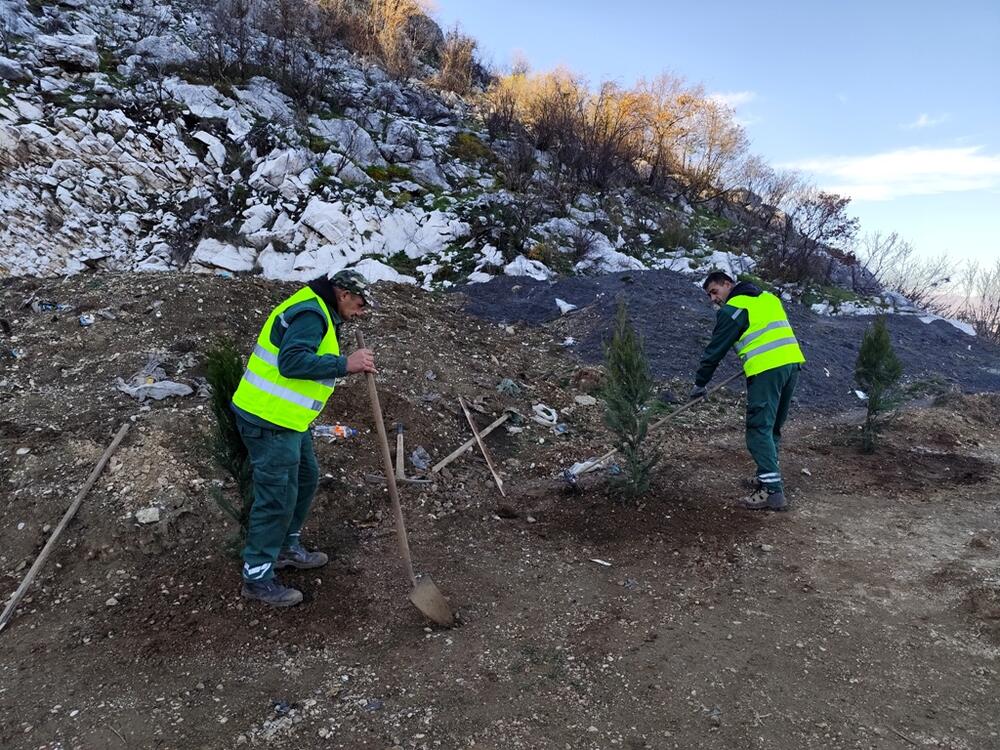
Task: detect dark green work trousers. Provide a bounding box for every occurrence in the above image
[236,414,319,581]
[745,363,800,493]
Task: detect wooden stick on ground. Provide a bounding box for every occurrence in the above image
[430,411,510,474]
[458,396,506,497]
[0,421,131,633]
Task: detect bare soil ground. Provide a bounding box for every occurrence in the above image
[1,274,998,749]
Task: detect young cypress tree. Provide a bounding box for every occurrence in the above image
[205,341,254,546]
[602,300,658,500]
[855,316,903,453]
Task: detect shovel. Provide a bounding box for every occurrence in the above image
[357,331,454,627]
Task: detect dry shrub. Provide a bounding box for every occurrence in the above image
[436,26,477,94]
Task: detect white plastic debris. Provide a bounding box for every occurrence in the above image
[115,355,193,401]
[555,298,578,315]
[589,558,612,567]
[531,404,558,426]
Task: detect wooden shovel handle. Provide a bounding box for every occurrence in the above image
[357,331,417,587]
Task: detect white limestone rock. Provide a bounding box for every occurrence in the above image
[0,55,31,83]
[191,238,257,272]
[133,35,197,68]
[192,130,227,167]
[35,34,100,71]
[309,117,385,167]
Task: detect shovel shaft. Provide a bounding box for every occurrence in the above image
[357,331,417,587]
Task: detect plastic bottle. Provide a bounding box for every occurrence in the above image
[312,423,358,439]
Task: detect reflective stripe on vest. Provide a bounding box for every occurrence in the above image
[727,292,806,377]
[231,287,340,431]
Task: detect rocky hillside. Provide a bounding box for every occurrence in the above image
[1,0,884,299]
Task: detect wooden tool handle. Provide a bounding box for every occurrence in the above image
[1,422,131,633]
[573,369,744,476]
[458,396,506,497]
[357,331,417,586]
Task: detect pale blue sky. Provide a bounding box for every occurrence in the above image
[434,0,1000,264]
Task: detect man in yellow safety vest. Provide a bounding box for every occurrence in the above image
[690,270,805,511]
[231,269,377,606]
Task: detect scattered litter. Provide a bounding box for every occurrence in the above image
[3,348,26,359]
[560,337,576,347]
[854,389,867,400]
[531,403,558,426]
[505,425,525,434]
[823,367,830,378]
[801,468,812,476]
[425,370,437,381]
[623,578,639,590]
[421,392,440,403]
[759,544,774,552]
[105,597,119,607]
[553,423,570,435]
[567,459,598,475]
[574,395,598,406]
[363,699,384,712]
[29,299,72,314]
[410,446,432,471]
[78,313,95,327]
[589,558,612,567]
[97,309,117,321]
[16,447,30,456]
[555,298,578,315]
[496,378,520,396]
[215,270,234,279]
[271,700,292,716]
[607,463,622,476]
[313,423,358,440]
[115,355,193,401]
[135,507,161,524]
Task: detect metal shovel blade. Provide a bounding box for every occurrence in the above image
[409,576,454,627]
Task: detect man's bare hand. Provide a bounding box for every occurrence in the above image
[346,348,377,374]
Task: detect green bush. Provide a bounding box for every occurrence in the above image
[448,131,493,162]
[365,164,413,182]
[602,301,658,500]
[205,341,254,549]
[855,316,903,453]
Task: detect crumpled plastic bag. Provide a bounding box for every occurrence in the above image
[410,446,432,471]
[116,355,193,401]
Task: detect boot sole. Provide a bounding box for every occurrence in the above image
[240,589,304,607]
[275,557,329,570]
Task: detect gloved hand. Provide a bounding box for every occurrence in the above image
[688,385,707,401]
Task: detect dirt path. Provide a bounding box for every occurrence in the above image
[2,396,998,749]
[2,274,998,749]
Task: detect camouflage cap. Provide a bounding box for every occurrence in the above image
[329,269,378,307]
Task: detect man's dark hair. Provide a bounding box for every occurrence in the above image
[702,270,735,290]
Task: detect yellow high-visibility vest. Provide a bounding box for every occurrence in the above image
[727,292,805,377]
[232,287,340,431]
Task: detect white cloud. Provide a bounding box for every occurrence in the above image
[708,90,756,109]
[782,146,1000,201]
[902,113,950,129]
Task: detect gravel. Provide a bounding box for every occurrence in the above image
[458,270,1000,411]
